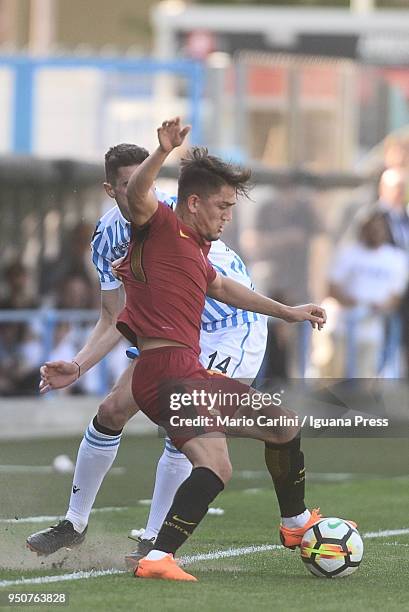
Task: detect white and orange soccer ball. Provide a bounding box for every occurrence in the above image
[300,517,364,578]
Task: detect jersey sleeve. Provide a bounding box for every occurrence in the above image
[91,221,122,290]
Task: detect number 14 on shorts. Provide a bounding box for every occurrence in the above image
[207,351,232,374]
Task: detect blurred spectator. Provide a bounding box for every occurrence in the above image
[255,291,289,385]
[322,213,408,378]
[241,183,326,376]
[39,221,98,299]
[242,183,322,304]
[0,260,42,395]
[48,273,129,395]
[338,135,409,244]
[49,274,100,395]
[382,136,409,176]
[375,168,409,374]
[376,168,409,249]
[55,273,97,311]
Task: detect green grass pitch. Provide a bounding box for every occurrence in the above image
[0,435,408,611]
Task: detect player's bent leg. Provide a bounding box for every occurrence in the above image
[66,362,139,531]
[263,434,313,548]
[263,435,356,548]
[27,363,139,556]
[227,398,314,548]
[225,400,301,446]
[135,435,230,581]
[144,440,193,542]
[181,433,232,483]
[125,440,192,570]
[97,360,139,430]
[212,376,314,549]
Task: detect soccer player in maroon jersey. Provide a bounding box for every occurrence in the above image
[115,117,327,581]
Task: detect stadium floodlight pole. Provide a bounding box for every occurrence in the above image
[28,0,56,55]
[350,0,375,12]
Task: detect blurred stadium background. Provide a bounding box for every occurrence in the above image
[0,0,408,422]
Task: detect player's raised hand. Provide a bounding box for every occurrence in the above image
[284,304,327,329]
[158,117,191,153]
[39,360,80,394]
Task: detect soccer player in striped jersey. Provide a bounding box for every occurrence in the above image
[27,143,315,559]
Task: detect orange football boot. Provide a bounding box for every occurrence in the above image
[280,509,358,549]
[135,554,197,582]
[280,508,323,549]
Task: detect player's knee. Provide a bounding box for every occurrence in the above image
[97,395,129,430]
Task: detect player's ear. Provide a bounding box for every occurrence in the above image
[104,182,116,199]
[186,194,200,214]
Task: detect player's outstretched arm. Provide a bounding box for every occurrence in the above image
[126,117,190,227]
[39,288,124,394]
[207,274,326,329]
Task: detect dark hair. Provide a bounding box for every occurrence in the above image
[177,147,252,203]
[359,212,388,247]
[104,143,149,184]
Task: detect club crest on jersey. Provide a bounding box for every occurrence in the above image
[112,242,129,258]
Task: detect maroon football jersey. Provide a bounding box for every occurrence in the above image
[116,202,217,355]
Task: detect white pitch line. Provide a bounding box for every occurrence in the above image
[0,506,131,524]
[235,471,364,482]
[0,505,225,525]
[0,465,125,475]
[0,545,282,589]
[0,569,126,588]
[181,544,282,564]
[363,528,409,538]
[0,527,408,589]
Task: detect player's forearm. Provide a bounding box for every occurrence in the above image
[208,276,290,320]
[73,318,122,376]
[127,147,169,210]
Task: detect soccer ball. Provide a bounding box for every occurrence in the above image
[300,517,363,578]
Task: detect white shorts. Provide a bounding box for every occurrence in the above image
[198,316,268,380]
[165,316,268,455]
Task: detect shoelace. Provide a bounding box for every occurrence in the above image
[127,535,155,545]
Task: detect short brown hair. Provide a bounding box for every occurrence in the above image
[177,147,252,203]
[105,143,149,184]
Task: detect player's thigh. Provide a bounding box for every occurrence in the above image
[181,433,232,483]
[210,375,300,445]
[199,319,267,379]
[99,360,139,420]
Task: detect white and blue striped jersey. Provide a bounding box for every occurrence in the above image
[91,191,260,332]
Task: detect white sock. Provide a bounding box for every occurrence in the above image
[65,420,122,533]
[281,509,311,529]
[143,441,192,540]
[145,550,169,561]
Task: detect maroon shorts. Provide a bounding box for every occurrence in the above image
[131,346,251,449]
